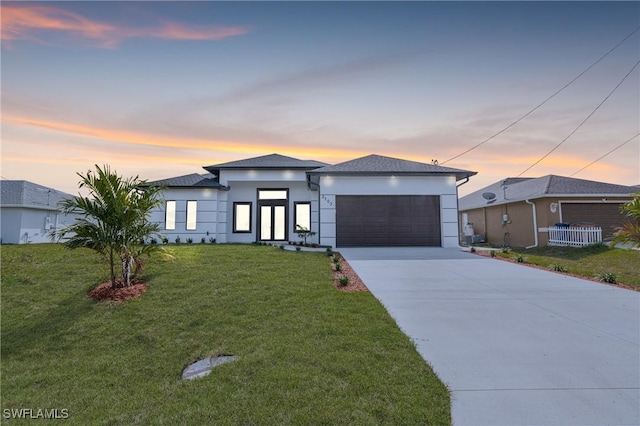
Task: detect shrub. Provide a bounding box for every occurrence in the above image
[162,237,169,245]
[295,246,301,252]
[548,264,568,272]
[515,254,526,263]
[585,241,607,250]
[150,238,158,245]
[610,192,640,249]
[295,225,317,246]
[209,238,216,244]
[501,246,511,253]
[490,250,496,258]
[175,236,181,244]
[338,276,349,286]
[326,247,334,257]
[334,262,342,272]
[200,237,206,244]
[186,238,193,244]
[470,246,476,253]
[595,271,618,284]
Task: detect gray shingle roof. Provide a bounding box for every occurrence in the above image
[308,154,476,180]
[204,154,328,172]
[1,180,74,210]
[459,175,636,210]
[145,173,223,188]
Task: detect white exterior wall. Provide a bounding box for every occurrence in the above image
[150,188,219,243]
[318,175,460,248]
[218,169,309,185]
[151,169,318,244]
[1,207,79,244]
[222,170,318,243]
[1,208,22,243]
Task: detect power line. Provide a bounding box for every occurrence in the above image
[517,59,640,177]
[570,133,640,177]
[441,25,640,165]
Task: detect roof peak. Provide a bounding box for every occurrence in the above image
[309,154,476,180]
[204,153,328,171]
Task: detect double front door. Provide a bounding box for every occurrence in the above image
[259,203,287,241]
[257,189,288,241]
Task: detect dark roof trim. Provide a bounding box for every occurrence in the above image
[142,173,225,189]
[307,170,476,177]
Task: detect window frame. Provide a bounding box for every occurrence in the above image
[257,188,289,200]
[165,200,176,230]
[233,202,252,233]
[294,202,311,232]
[186,200,197,230]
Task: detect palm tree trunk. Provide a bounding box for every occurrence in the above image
[121,254,133,287]
[109,247,117,289]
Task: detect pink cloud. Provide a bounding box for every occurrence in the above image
[144,21,249,41]
[1,4,249,49]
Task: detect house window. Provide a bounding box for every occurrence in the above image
[234,202,252,233]
[258,189,288,200]
[295,202,311,231]
[186,201,197,230]
[165,200,176,230]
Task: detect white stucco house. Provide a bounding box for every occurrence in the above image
[0,180,79,244]
[146,153,476,248]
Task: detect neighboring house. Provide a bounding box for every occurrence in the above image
[146,153,476,248]
[458,175,636,248]
[0,180,78,244]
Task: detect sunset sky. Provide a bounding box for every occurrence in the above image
[1,1,638,196]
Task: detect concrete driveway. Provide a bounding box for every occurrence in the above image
[340,247,639,426]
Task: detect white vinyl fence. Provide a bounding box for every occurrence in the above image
[548,225,602,247]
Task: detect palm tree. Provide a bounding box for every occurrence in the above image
[54,165,164,288]
[610,192,640,249]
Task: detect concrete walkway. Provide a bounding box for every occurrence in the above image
[340,247,639,426]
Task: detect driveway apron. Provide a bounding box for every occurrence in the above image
[340,247,640,426]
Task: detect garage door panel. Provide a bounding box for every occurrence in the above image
[389,204,412,215]
[390,225,412,233]
[340,219,361,228]
[364,225,388,235]
[336,195,441,247]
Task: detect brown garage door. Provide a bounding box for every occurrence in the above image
[336,195,441,247]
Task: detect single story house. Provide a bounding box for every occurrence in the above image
[146,153,476,248]
[0,180,79,244]
[458,175,636,248]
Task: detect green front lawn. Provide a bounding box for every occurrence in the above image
[1,244,449,424]
[502,245,640,289]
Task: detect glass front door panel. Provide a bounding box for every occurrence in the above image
[260,206,272,240]
[274,205,286,240]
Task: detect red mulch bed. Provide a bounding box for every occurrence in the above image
[331,253,368,293]
[87,279,148,302]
